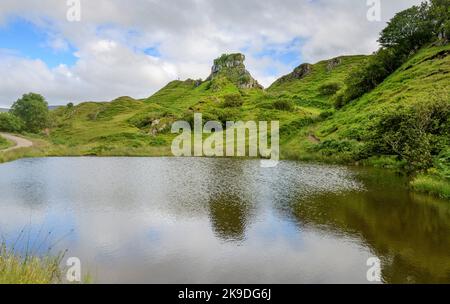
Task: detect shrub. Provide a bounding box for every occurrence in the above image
[434,148,450,179]
[334,92,346,109]
[310,139,360,160]
[318,82,342,96]
[213,108,240,127]
[368,98,450,171]
[319,110,335,121]
[0,113,24,132]
[273,99,294,111]
[342,48,401,103]
[222,94,244,108]
[280,117,315,137]
[128,112,165,129]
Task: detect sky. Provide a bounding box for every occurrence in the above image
[0,0,423,107]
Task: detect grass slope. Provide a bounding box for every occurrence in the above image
[46,54,368,158]
[283,44,450,158]
[268,55,367,108]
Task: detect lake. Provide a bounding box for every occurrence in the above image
[0,157,449,283]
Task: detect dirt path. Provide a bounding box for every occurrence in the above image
[308,134,321,144]
[0,133,33,152]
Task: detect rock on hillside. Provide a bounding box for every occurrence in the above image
[206,53,263,89]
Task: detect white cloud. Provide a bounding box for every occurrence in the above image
[0,0,424,106]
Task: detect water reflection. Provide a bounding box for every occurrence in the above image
[208,193,251,242]
[287,168,450,283]
[0,158,448,283]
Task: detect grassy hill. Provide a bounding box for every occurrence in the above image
[1,42,448,198]
[268,55,367,108]
[282,44,450,160]
[47,53,368,156]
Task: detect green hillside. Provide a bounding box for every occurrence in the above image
[45,52,365,160]
[283,44,450,160]
[268,55,367,108]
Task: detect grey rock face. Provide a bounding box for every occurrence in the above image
[291,63,313,79]
[207,53,263,89]
[326,58,342,71]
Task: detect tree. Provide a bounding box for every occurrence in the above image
[429,0,450,40]
[11,93,49,133]
[378,3,433,54]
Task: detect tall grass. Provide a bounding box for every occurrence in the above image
[0,242,64,284]
[411,175,450,200]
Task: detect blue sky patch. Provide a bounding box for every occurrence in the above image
[0,17,78,68]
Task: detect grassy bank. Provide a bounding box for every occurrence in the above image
[411,175,450,200]
[0,243,64,284]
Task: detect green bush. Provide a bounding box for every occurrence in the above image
[0,113,24,132]
[222,94,244,108]
[434,148,450,179]
[311,139,359,159]
[319,110,335,120]
[343,48,401,103]
[334,92,346,109]
[318,82,341,96]
[280,117,315,137]
[368,98,450,171]
[213,108,240,127]
[273,99,294,111]
[128,112,165,129]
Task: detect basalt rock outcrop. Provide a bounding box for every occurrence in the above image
[206,53,263,89]
[270,63,313,86]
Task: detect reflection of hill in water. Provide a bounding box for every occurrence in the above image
[287,168,450,283]
[208,194,251,242]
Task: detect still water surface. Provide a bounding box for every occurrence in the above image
[0,157,449,283]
